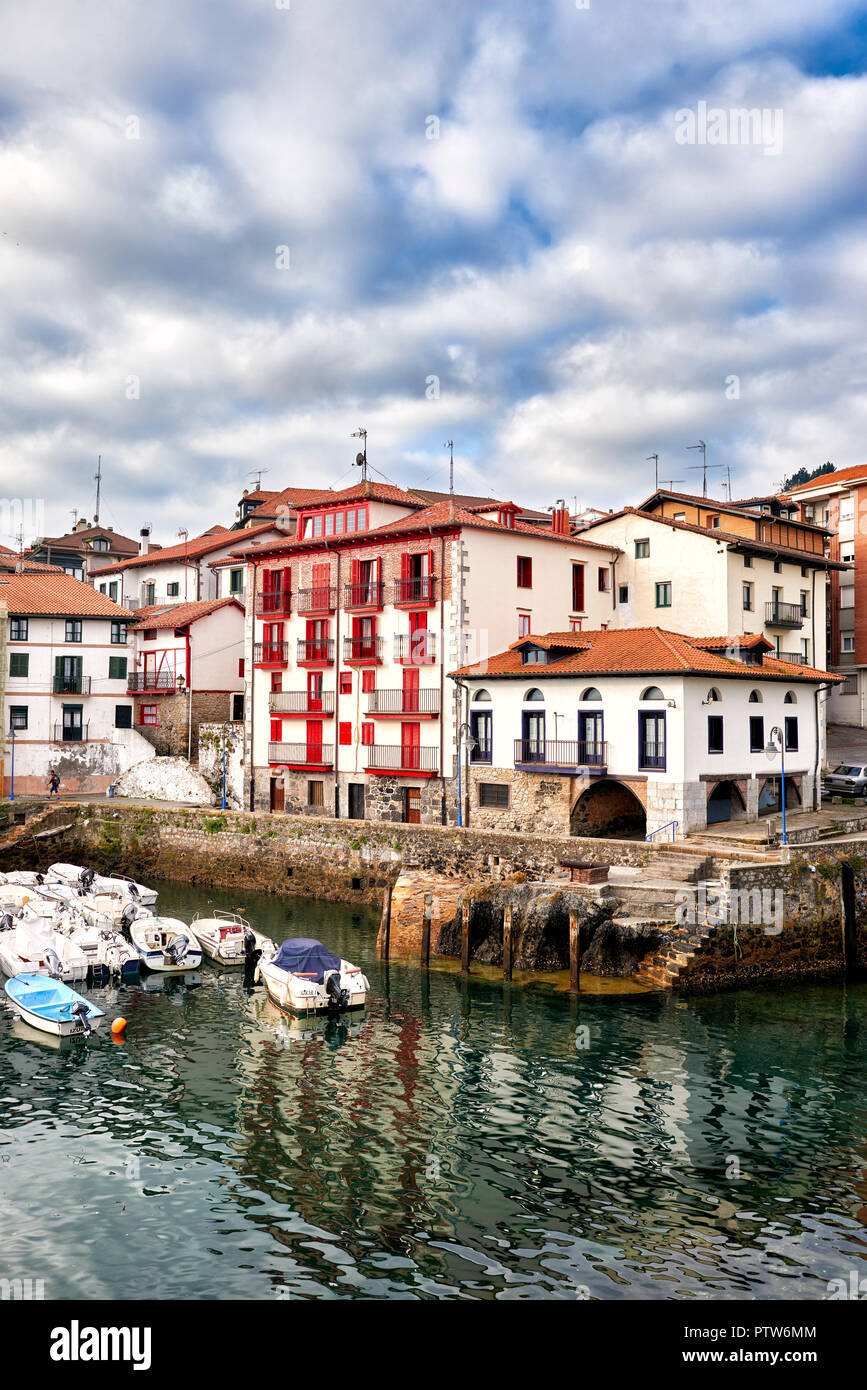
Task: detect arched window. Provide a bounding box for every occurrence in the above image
[523,688,545,702]
[472,688,492,703]
[640,686,665,701]
[580,687,602,701]
[706,687,721,702]
[749,689,763,703]
[784,690,796,704]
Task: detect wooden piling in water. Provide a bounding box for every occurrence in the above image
[503,904,513,981]
[379,882,393,961]
[569,910,580,992]
[461,902,470,974]
[421,894,432,968]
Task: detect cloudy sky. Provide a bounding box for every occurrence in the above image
[1,0,866,545]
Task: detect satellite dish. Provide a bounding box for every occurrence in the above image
[355,453,365,467]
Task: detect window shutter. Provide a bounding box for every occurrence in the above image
[339,721,352,746]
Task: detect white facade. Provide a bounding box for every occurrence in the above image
[93,526,284,612]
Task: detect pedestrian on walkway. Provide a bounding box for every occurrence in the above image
[47,770,60,798]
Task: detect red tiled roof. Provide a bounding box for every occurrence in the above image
[130,597,242,629]
[786,465,867,493]
[452,627,839,683]
[297,480,423,510]
[0,571,132,618]
[689,634,773,650]
[30,526,139,554]
[582,507,846,568]
[90,520,281,576]
[638,489,831,534]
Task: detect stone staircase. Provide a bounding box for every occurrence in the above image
[634,913,720,989]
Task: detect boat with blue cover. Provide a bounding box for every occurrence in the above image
[258,937,369,1016]
[4,973,105,1037]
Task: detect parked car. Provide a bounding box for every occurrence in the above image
[823,764,867,796]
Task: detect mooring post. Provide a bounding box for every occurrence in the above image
[421,893,432,969]
[569,910,580,993]
[379,882,393,961]
[461,901,471,975]
[840,862,857,976]
[503,904,513,982]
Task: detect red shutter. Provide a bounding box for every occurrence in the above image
[339,721,352,745]
[362,669,376,693]
[362,722,374,746]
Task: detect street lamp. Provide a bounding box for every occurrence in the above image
[457,721,477,827]
[176,674,192,761]
[221,722,230,810]
[765,725,787,845]
[8,722,15,802]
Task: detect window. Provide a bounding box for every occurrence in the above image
[569,619,582,632]
[109,582,118,602]
[673,511,686,522]
[784,691,796,704]
[9,619,27,642]
[521,644,546,664]
[634,539,650,559]
[707,715,724,754]
[655,581,672,608]
[308,780,324,807]
[748,689,762,702]
[743,554,753,568]
[167,583,180,597]
[800,591,809,617]
[339,721,352,745]
[9,706,27,730]
[571,563,585,611]
[785,717,799,751]
[523,688,545,701]
[598,566,610,592]
[99,583,106,594]
[470,710,492,763]
[140,705,158,726]
[708,515,720,529]
[842,636,855,653]
[749,715,764,752]
[115,705,132,729]
[800,565,808,578]
[61,704,83,742]
[111,621,126,644]
[641,686,665,701]
[9,652,28,677]
[232,693,244,721]
[518,614,531,638]
[361,722,374,746]
[108,656,127,680]
[580,687,602,701]
[639,711,666,769]
[839,674,858,694]
[773,560,782,574]
[229,568,244,595]
[65,619,82,643]
[142,629,157,641]
[840,496,854,521]
[238,659,245,678]
[92,537,109,551]
[618,584,629,604]
[517,556,532,588]
[479,783,509,808]
[361,669,376,694]
[706,687,720,702]
[743,583,753,612]
[472,688,491,702]
[339,672,352,694]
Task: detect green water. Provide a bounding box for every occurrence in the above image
[0,876,865,1300]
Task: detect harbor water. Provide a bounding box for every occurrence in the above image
[0,876,865,1300]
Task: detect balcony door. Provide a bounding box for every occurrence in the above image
[55,654,82,694]
[401,721,421,770]
[402,668,419,713]
[579,710,604,766]
[62,704,83,742]
[306,719,323,763]
[312,562,330,609]
[409,610,428,661]
[307,670,323,712]
[522,710,545,762]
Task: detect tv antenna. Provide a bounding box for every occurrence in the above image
[94,455,102,522]
[444,439,454,495]
[686,440,724,498]
[247,467,271,492]
[352,428,368,481]
[647,453,660,490]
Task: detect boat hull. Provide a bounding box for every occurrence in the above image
[4,974,105,1037]
[260,962,367,1017]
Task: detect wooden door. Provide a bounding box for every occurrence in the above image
[402,667,419,713]
[405,787,421,824]
[270,777,285,813]
[401,721,420,770]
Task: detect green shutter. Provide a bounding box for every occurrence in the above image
[109,656,127,680]
[10,652,29,677]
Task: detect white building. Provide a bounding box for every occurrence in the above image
[451,627,839,838]
[235,481,623,821]
[1,569,153,796]
[91,521,285,612]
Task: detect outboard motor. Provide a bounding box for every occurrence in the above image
[127,882,140,900]
[165,933,190,966]
[44,948,63,981]
[242,927,261,984]
[325,971,350,1014]
[35,873,44,886]
[0,913,14,932]
[71,1000,92,1036]
[78,868,96,894]
[120,901,140,933]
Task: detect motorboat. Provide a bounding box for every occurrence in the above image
[257,937,369,1016]
[53,911,141,980]
[47,864,157,908]
[5,974,104,1038]
[0,910,89,983]
[188,911,276,968]
[127,917,203,973]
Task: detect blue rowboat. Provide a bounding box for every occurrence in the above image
[4,973,105,1038]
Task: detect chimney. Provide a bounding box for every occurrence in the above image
[551,504,570,535]
[139,526,151,556]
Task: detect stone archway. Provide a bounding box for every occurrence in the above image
[570,779,647,840]
[707,779,747,825]
[758,775,802,815]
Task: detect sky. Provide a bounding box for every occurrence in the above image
[1,0,866,546]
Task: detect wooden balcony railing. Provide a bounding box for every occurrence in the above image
[365,744,439,774]
[367,688,441,716]
[253,642,289,667]
[269,691,335,716]
[513,739,608,771]
[268,742,333,767]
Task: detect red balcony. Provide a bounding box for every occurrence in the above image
[297,586,337,615]
[253,642,289,668]
[268,741,333,769]
[365,744,439,777]
[296,638,335,666]
[367,689,440,718]
[269,691,335,717]
[256,590,291,617]
[393,576,437,607]
[344,582,384,611]
[394,632,437,664]
[343,635,383,665]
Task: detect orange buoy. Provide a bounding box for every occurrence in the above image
[111,1017,127,1035]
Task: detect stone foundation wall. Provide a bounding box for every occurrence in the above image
[251,765,455,825]
[135,691,235,760]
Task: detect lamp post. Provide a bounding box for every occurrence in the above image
[8,722,15,802]
[765,725,787,845]
[456,721,477,827]
[221,722,229,810]
[176,673,192,762]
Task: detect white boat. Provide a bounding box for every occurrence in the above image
[0,911,89,983]
[258,937,369,1016]
[53,911,141,980]
[128,917,203,973]
[188,911,276,968]
[5,974,104,1038]
[47,864,157,907]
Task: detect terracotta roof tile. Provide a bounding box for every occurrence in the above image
[786,464,867,493]
[90,520,282,576]
[582,507,846,568]
[130,597,242,629]
[0,571,132,618]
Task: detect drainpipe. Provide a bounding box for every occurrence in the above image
[813,680,833,810]
[248,558,257,811]
[438,533,446,824]
[332,543,341,819]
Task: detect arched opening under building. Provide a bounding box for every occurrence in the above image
[706,779,747,825]
[758,775,802,815]
[570,779,647,840]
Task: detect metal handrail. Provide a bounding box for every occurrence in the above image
[646,820,679,843]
